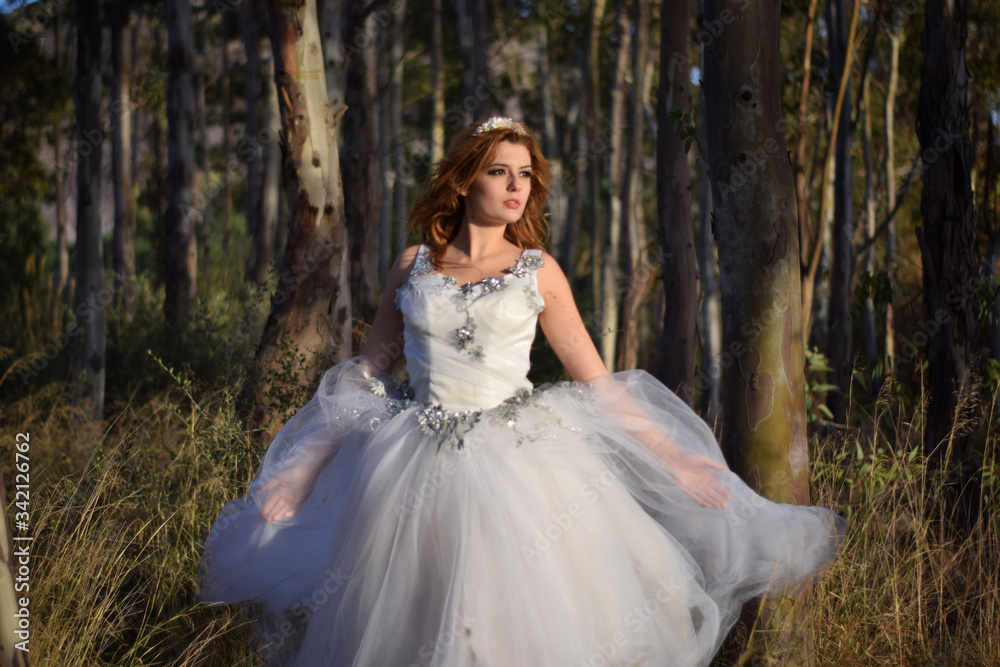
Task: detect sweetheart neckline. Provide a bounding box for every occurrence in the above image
[428,248,529,291]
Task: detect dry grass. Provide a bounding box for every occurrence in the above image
[3,372,996,666]
[1,274,997,665]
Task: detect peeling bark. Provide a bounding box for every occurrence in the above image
[240,0,350,436]
[702,0,810,506]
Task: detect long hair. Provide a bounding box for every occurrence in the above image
[408,119,553,268]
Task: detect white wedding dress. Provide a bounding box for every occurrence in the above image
[199,244,846,666]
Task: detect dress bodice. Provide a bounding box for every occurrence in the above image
[394,244,546,412]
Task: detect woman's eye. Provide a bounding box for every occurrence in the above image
[489,168,505,176]
[520,171,532,178]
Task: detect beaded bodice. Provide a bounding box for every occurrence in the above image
[394,244,546,412]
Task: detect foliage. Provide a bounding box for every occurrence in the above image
[667,106,701,158]
[0,13,70,312]
[805,345,838,424]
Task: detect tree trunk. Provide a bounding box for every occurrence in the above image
[861,76,878,367]
[801,1,859,343]
[697,96,721,421]
[703,1,815,659]
[112,0,136,323]
[561,48,586,282]
[242,0,266,284]
[378,34,394,284]
[430,0,445,164]
[260,48,281,278]
[600,0,630,371]
[456,0,489,124]
[587,0,607,330]
[221,14,233,251]
[983,115,1000,372]
[130,8,141,216]
[826,0,855,423]
[164,0,198,338]
[320,0,352,349]
[884,24,901,374]
[240,0,350,435]
[793,0,818,281]
[702,0,811,507]
[320,0,347,140]
[617,0,650,373]
[151,28,168,288]
[195,16,210,272]
[342,3,383,326]
[53,9,69,306]
[656,0,698,405]
[537,24,565,265]
[390,0,407,276]
[915,0,979,462]
[74,0,106,421]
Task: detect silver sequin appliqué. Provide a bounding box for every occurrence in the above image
[364,375,564,452]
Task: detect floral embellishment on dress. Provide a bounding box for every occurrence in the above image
[523,285,545,314]
[509,252,544,278]
[473,116,528,136]
[453,321,485,360]
[449,274,511,362]
[410,249,435,278]
[395,245,437,307]
[366,376,564,452]
[489,388,534,428]
[463,274,505,295]
[415,405,480,451]
[398,246,545,361]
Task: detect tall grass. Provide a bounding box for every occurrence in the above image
[1,262,997,665]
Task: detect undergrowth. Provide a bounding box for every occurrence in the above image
[0,267,997,666]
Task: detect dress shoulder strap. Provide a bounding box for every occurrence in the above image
[510,248,545,278]
[407,243,434,279]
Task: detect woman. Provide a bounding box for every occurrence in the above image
[199,117,845,666]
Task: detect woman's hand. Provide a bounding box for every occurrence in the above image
[660,448,731,509]
[258,468,317,522]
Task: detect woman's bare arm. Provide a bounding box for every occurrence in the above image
[536,253,730,508]
[358,244,421,374]
[536,253,609,382]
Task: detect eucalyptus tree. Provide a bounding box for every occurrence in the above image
[239,0,350,434]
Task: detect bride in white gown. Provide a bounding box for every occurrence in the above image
[198,117,846,666]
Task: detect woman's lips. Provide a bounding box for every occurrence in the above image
[503,199,521,209]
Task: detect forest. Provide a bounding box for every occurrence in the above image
[0,0,998,664]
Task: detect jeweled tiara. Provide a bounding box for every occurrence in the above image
[473,117,528,136]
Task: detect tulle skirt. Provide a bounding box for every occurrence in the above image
[198,358,846,667]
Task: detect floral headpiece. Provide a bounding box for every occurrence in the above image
[473,117,528,136]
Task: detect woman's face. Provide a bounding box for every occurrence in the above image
[462,141,533,228]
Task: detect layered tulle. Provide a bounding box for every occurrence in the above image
[199,359,846,667]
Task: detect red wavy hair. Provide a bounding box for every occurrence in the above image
[408,119,553,268]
